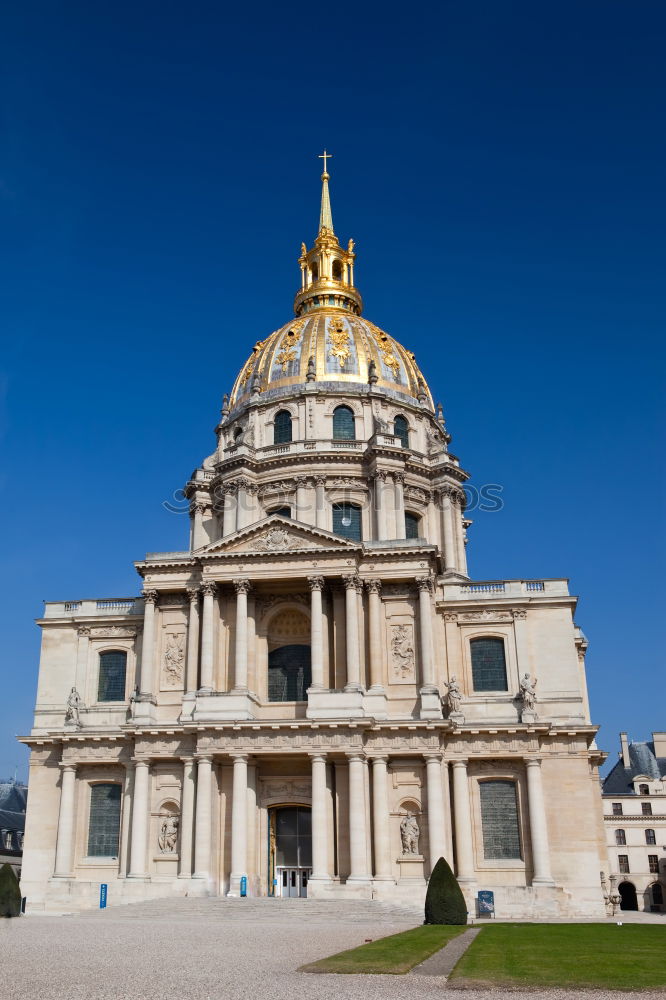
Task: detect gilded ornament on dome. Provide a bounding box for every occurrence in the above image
[328,318,351,367]
[275,324,304,373]
[367,322,400,378]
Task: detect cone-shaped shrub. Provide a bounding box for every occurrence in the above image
[424,856,467,925]
[0,863,22,918]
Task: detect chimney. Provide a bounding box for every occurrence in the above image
[620,732,631,768]
[652,732,666,759]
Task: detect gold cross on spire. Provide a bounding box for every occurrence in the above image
[319,149,332,174]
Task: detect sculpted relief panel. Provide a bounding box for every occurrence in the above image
[390,624,416,683]
[161,629,186,690]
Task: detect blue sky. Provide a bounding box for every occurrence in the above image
[1,1,664,780]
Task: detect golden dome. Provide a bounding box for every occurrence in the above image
[228,155,434,413]
[229,311,434,411]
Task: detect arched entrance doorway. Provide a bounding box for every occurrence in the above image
[619,881,638,911]
[269,806,312,897]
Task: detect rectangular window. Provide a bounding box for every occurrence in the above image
[618,854,630,873]
[87,783,121,857]
[615,829,626,846]
[479,780,521,860]
[646,829,656,845]
[470,638,508,692]
[612,802,623,816]
[642,802,652,815]
[648,855,659,874]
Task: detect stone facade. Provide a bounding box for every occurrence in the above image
[602,732,666,913]
[20,166,608,916]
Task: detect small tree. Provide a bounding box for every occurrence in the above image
[424,856,467,925]
[0,863,22,918]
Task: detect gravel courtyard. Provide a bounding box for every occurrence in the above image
[2,898,664,1000]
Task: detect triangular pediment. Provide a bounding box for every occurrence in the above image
[198,515,360,557]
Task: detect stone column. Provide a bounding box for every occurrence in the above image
[228,754,248,894]
[440,490,457,573]
[343,575,362,692]
[425,754,447,868]
[223,485,237,536]
[452,494,468,576]
[236,478,249,531]
[366,580,384,690]
[295,476,307,523]
[512,609,529,676]
[185,588,201,695]
[525,759,554,884]
[393,472,406,539]
[138,589,158,697]
[310,754,330,881]
[193,756,213,879]
[118,760,134,878]
[371,756,392,880]
[75,627,90,695]
[314,476,327,530]
[451,760,475,883]
[416,577,437,692]
[128,759,150,878]
[347,754,371,882]
[373,472,388,540]
[53,763,77,877]
[308,576,325,690]
[190,502,206,550]
[178,757,196,878]
[233,578,251,692]
[199,582,216,693]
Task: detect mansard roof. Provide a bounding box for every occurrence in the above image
[602,740,666,794]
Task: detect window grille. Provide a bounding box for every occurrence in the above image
[332,502,362,541]
[394,415,409,448]
[615,829,626,846]
[642,802,652,816]
[479,780,521,860]
[405,512,420,539]
[470,638,508,691]
[618,854,630,873]
[648,855,659,874]
[87,783,121,857]
[268,645,312,702]
[612,802,623,816]
[332,405,355,440]
[646,829,656,845]
[274,410,292,444]
[97,651,127,702]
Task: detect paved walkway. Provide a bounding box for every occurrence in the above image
[2,898,665,1000]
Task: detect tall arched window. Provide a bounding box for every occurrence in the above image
[394,414,409,448]
[332,260,343,281]
[332,502,362,541]
[97,651,127,702]
[268,645,312,702]
[615,829,626,845]
[470,638,508,691]
[405,512,420,539]
[274,410,293,444]
[646,829,656,845]
[479,780,521,859]
[333,405,355,440]
[87,783,121,857]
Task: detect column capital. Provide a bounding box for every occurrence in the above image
[186,586,201,603]
[309,752,327,763]
[416,575,434,593]
[132,757,151,767]
[77,626,91,637]
[345,752,366,763]
[393,471,405,485]
[229,752,249,763]
[342,573,361,592]
[423,752,443,762]
[232,578,252,595]
[295,475,307,487]
[314,475,326,487]
[308,575,325,591]
[365,578,382,594]
[451,758,469,768]
[372,470,388,482]
[223,482,238,496]
[512,608,528,620]
[524,756,543,768]
[200,581,217,597]
[369,754,389,764]
[142,589,159,605]
[195,753,214,764]
[189,501,206,516]
[59,762,77,773]
[179,755,195,765]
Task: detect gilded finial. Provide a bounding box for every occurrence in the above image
[319,149,332,176]
[318,149,334,234]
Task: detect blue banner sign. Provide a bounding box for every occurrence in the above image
[477,890,494,914]
[240,876,247,897]
[99,883,108,909]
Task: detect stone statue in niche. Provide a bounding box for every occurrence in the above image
[400,813,420,855]
[158,814,179,853]
[443,676,463,716]
[163,633,185,685]
[391,624,415,680]
[518,673,538,719]
[64,687,82,726]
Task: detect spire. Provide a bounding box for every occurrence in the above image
[318,149,334,233]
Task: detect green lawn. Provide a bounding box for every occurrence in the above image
[300,924,465,974]
[449,923,666,991]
